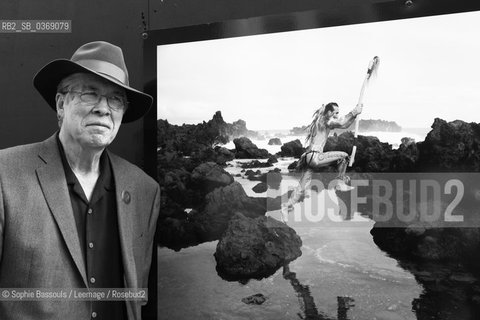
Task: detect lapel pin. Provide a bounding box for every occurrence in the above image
[121,190,131,204]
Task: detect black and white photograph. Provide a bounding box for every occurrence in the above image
[154,8,480,320]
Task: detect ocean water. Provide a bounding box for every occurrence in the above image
[222,129,428,155]
[158,154,427,320]
[158,227,423,320]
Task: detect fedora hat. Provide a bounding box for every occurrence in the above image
[33,41,153,123]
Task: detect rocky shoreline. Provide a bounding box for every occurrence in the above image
[157,112,480,295]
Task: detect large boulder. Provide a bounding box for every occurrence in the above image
[194,182,267,241]
[157,182,268,250]
[416,118,480,172]
[191,162,234,193]
[163,168,191,205]
[366,119,480,316]
[369,184,480,263]
[215,213,302,280]
[156,215,200,251]
[234,137,270,159]
[265,170,282,189]
[279,139,305,158]
[370,225,480,318]
[390,137,419,172]
[212,146,235,165]
[156,113,268,250]
[372,226,480,263]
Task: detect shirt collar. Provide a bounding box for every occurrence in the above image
[56,134,115,193]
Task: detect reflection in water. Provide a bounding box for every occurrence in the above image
[372,227,480,319]
[399,260,480,320]
[158,166,427,319]
[282,264,355,320]
[337,296,355,320]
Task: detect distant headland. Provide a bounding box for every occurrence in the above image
[290,119,402,135]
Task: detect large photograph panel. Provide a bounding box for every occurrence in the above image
[153,11,480,319]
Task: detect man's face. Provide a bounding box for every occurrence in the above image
[56,73,126,150]
[328,106,340,120]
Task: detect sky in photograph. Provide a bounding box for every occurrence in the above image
[157,11,480,131]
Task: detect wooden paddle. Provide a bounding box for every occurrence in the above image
[349,56,380,167]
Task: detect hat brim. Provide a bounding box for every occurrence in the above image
[33,59,153,123]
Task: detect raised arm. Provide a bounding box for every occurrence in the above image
[327,104,363,129]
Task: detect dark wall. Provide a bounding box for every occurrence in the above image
[0,0,149,165]
[148,0,480,30]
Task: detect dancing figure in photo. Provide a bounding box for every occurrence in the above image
[281,56,379,222]
[281,102,363,219]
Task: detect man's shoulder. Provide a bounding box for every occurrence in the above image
[107,151,158,188]
[0,140,47,165]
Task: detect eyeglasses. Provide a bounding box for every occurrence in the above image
[63,90,128,111]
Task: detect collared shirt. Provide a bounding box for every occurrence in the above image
[57,135,126,320]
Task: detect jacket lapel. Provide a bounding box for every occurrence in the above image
[35,134,88,287]
[108,151,139,320]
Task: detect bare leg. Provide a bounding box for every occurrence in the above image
[333,156,354,191]
[282,151,351,223]
[307,151,349,169]
[336,156,350,181]
[308,151,351,189]
[288,169,312,205]
[282,169,312,223]
[306,151,351,185]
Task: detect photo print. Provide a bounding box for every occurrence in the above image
[153,10,480,319]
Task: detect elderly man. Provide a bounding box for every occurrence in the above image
[0,42,160,320]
